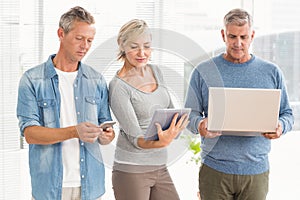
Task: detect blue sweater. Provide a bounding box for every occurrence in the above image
[185,54,294,175]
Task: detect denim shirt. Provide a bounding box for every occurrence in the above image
[17,55,112,200]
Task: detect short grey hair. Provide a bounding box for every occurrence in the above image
[223,8,253,28]
[117,19,151,61]
[59,6,95,34]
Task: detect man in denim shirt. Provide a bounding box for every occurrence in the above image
[17,6,115,200]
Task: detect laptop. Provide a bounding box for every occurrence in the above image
[207,87,281,136]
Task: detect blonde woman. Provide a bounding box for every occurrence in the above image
[109,19,189,200]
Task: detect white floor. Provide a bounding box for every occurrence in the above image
[19,131,300,200]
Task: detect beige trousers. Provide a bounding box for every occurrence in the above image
[112,166,180,200]
[32,187,102,200]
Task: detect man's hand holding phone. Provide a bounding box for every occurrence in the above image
[99,121,116,131]
[98,121,116,145]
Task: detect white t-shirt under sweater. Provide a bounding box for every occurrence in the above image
[55,68,80,187]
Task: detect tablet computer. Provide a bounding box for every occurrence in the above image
[145,108,191,141]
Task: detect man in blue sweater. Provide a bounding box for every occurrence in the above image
[184,8,294,200]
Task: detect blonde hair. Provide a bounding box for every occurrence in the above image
[117,19,151,61]
[223,8,253,28]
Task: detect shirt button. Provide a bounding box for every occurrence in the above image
[77,112,80,115]
[81,158,84,162]
[81,175,85,179]
[43,103,47,106]
[81,142,84,146]
[75,96,78,100]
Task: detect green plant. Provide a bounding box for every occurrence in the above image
[182,134,201,165]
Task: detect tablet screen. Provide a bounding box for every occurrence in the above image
[144,108,191,141]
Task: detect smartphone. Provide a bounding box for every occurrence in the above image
[99,121,116,131]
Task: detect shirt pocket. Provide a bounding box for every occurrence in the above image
[38,99,56,127]
[85,96,100,123]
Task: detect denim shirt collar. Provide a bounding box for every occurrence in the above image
[45,54,87,79]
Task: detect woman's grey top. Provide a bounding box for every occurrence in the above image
[109,64,173,169]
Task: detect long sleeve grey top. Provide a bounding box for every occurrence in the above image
[109,64,173,167]
[184,54,294,175]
